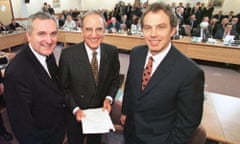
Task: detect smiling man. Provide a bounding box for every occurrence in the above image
[4,12,65,144]
[120,2,205,144]
[59,10,120,144]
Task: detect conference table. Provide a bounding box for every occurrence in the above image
[202,92,240,144]
[1,30,240,143]
[0,31,27,51]
[57,30,240,65]
[1,30,240,65]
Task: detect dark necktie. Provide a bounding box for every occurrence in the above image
[91,51,98,84]
[142,57,153,91]
[46,54,58,83]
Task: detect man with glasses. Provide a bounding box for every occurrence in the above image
[59,10,120,144]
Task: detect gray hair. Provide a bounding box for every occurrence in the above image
[81,10,106,28]
[27,11,56,32]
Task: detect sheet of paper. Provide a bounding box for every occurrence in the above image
[81,108,115,134]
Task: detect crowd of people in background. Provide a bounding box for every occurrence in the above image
[0,18,24,34]
[1,0,240,41]
[0,0,238,143]
[47,0,240,41]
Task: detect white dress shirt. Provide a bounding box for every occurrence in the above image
[144,42,171,76]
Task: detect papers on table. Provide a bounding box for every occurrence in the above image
[81,108,115,134]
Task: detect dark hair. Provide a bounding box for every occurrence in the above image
[81,10,106,28]
[140,2,178,28]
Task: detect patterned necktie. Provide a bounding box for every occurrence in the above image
[46,54,58,83]
[91,51,98,84]
[142,56,153,91]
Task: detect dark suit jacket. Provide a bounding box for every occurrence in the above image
[122,45,204,144]
[8,22,21,31]
[107,22,121,32]
[59,42,120,111]
[214,28,239,40]
[4,45,65,144]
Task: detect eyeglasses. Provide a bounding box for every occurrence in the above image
[83,27,104,35]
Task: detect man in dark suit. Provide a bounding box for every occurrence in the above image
[4,12,65,144]
[214,22,239,40]
[0,71,13,142]
[107,16,121,33]
[120,2,205,144]
[8,18,22,31]
[59,10,120,144]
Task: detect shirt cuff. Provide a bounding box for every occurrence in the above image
[105,96,113,104]
[73,106,80,115]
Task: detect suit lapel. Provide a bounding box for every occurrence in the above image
[78,43,97,88]
[134,46,148,97]
[25,46,60,93]
[141,46,177,95]
[98,44,107,87]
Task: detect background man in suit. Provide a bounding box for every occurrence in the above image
[120,2,205,144]
[59,10,120,144]
[4,12,65,144]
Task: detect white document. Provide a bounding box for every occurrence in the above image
[81,108,115,134]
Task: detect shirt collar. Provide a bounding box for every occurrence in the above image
[28,43,46,62]
[146,42,171,64]
[84,43,101,61]
[84,42,101,59]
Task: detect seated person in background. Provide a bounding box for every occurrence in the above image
[8,19,22,31]
[62,15,76,31]
[208,17,218,37]
[214,22,239,40]
[75,15,82,31]
[0,21,8,32]
[231,16,240,34]
[214,17,229,36]
[126,14,139,30]
[184,14,198,36]
[191,16,211,38]
[107,16,121,33]
[119,14,129,32]
[57,14,65,28]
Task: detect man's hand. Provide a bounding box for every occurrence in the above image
[75,109,85,122]
[102,99,111,113]
[120,114,126,125]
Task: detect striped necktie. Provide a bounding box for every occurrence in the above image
[91,51,98,84]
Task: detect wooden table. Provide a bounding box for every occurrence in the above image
[1,30,240,65]
[202,92,240,144]
[0,31,27,51]
[57,31,240,65]
[173,37,240,65]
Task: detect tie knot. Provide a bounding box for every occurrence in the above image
[46,54,54,62]
[92,51,97,56]
[148,56,153,64]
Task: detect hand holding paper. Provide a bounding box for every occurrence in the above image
[81,108,115,134]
